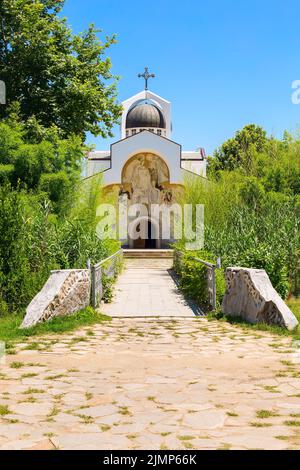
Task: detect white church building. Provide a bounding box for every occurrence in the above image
[84,68,207,249]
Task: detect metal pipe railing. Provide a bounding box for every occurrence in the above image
[90,249,123,308]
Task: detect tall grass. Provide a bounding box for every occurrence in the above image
[0,174,120,315]
[180,172,299,298]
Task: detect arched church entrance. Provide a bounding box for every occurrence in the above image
[120,153,170,249]
[128,216,161,249]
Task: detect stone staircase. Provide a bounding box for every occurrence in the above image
[123,249,174,259]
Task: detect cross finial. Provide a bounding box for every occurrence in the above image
[138,67,155,90]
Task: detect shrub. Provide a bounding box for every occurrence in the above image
[0,179,120,314]
[182,168,299,299]
[174,249,225,309]
[39,171,74,215]
[0,164,14,185]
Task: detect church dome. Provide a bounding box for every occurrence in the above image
[126,101,166,129]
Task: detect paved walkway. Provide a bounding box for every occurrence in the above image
[0,318,299,450]
[102,259,202,317]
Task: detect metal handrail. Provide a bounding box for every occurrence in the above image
[93,249,123,269]
[192,257,216,269]
[90,249,123,308]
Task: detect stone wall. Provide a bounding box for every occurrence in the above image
[222,267,298,331]
[21,269,91,329]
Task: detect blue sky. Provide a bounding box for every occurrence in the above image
[62,0,300,154]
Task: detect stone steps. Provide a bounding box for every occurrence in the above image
[123,249,174,259]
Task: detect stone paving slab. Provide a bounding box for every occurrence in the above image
[102,259,201,317]
[0,317,299,450]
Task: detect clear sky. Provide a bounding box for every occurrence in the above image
[62,0,300,155]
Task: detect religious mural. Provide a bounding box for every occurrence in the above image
[120,153,175,206]
[103,153,184,248]
[103,152,184,210]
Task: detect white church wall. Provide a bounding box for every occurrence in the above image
[84,151,111,178]
[181,150,207,177]
[181,160,206,177]
[103,131,181,185]
[181,168,209,184]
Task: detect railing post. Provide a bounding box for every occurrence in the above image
[91,265,96,308]
[91,265,103,308]
[211,266,217,310]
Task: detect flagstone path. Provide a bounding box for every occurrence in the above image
[0,317,299,450]
[102,258,202,317]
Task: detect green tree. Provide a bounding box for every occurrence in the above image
[0,0,121,138]
[0,110,85,212]
[209,124,268,173]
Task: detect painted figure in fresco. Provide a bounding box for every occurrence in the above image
[132,156,151,193]
[163,189,173,205]
[149,180,160,204]
[119,185,131,200]
[148,156,169,187]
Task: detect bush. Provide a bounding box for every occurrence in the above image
[0,185,53,311]
[39,171,74,215]
[0,118,84,200]
[182,169,299,299]
[0,164,14,185]
[174,249,225,309]
[0,179,120,314]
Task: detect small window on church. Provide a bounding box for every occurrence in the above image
[157,129,162,136]
[126,130,129,137]
[132,129,136,135]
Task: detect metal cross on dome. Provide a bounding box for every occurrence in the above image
[138,67,155,90]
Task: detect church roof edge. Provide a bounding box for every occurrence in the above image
[122,89,170,106]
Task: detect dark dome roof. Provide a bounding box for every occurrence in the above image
[126,101,166,129]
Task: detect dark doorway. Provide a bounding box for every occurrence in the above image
[145,221,157,249]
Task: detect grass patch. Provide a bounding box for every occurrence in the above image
[23,388,45,395]
[0,405,11,415]
[21,373,38,379]
[284,420,300,427]
[23,342,42,350]
[250,422,273,428]
[262,385,279,393]
[10,361,24,369]
[45,374,65,381]
[226,411,239,417]
[100,425,111,432]
[275,435,290,441]
[207,297,300,340]
[47,406,60,418]
[70,336,88,344]
[118,406,132,416]
[77,414,94,424]
[218,443,231,450]
[256,410,279,419]
[20,396,37,403]
[86,330,95,337]
[0,307,111,348]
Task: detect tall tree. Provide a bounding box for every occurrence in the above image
[210,124,268,173]
[0,0,121,138]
